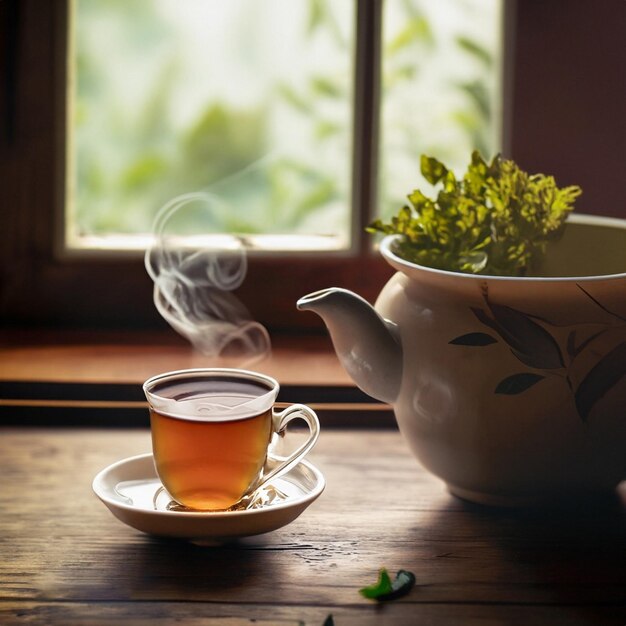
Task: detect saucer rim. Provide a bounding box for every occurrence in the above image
[92,452,325,517]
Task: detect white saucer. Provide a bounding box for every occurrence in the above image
[93,453,325,543]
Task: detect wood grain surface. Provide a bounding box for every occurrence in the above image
[0,428,625,625]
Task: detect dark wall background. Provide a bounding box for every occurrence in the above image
[510,0,625,217]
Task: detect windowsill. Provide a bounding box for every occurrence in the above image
[0,328,393,428]
[0,328,349,385]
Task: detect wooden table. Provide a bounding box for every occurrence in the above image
[1,427,625,625]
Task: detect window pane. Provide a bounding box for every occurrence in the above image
[68,0,355,250]
[378,0,502,219]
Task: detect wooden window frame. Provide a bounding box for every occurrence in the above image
[1,0,624,333]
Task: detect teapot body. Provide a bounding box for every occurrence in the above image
[375,234,626,505]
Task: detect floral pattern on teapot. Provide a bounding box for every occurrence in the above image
[449,284,626,422]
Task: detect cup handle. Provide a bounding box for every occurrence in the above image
[257,403,320,488]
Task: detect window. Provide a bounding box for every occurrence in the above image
[68,0,357,253]
[66,0,502,254]
[379,0,502,220]
[3,2,621,332]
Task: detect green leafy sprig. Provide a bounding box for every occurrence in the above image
[368,151,582,276]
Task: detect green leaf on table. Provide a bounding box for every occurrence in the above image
[360,568,392,599]
[359,568,416,601]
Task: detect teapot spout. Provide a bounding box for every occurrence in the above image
[297,288,402,404]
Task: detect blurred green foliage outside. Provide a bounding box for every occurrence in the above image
[70,0,500,244]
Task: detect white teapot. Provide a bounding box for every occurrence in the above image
[298,215,626,506]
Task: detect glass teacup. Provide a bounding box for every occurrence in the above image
[143,368,320,511]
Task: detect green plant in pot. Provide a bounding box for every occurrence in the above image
[368,151,582,276]
[298,152,626,507]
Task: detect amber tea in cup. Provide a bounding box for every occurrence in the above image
[143,368,320,511]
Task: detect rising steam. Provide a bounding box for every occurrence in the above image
[145,192,271,365]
